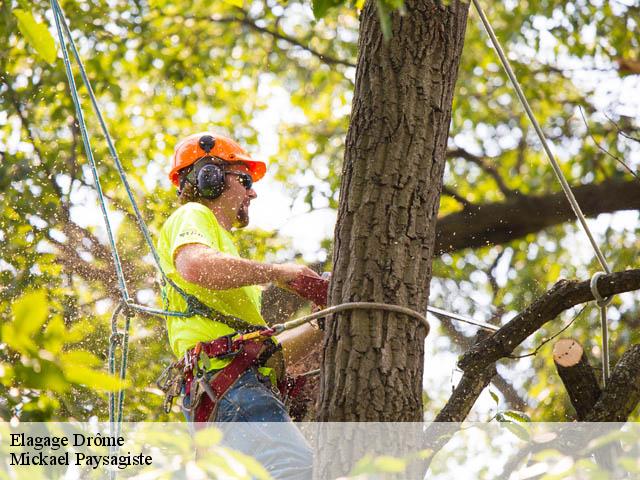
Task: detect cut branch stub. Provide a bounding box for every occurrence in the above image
[553,338,601,420]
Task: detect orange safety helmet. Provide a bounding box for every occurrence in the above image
[169,132,266,187]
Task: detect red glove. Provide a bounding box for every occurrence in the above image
[287,273,330,307]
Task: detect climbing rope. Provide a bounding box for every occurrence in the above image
[108,303,131,438]
[50,0,233,323]
[51,0,129,300]
[590,273,613,384]
[472,0,614,384]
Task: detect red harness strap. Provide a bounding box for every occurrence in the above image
[190,340,269,422]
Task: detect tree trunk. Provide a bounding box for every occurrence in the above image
[319,0,469,421]
[315,0,469,474]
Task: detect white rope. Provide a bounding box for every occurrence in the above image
[271,302,500,335]
[272,302,431,334]
[427,305,499,332]
[471,0,613,380]
[590,272,613,385]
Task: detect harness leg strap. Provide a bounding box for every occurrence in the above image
[193,340,265,422]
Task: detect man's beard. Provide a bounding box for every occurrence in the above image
[234,203,250,227]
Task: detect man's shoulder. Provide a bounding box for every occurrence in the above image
[158,202,221,250]
[164,202,216,226]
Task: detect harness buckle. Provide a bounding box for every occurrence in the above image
[218,344,244,359]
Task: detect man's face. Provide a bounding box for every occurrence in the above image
[221,163,257,228]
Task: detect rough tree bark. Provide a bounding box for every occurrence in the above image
[315,1,470,475]
[319,0,470,421]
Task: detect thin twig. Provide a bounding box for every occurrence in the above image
[578,106,640,182]
[507,304,587,359]
[603,111,640,143]
[176,11,356,69]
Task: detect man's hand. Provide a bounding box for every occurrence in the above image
[272,263,321,285]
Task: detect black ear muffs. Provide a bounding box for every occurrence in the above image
[195,161,226,199]
[179,157,227,199]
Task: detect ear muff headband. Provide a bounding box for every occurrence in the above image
[179,157,227,199]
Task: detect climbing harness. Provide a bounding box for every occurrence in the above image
[163,333,283,423]
[472,0,616,385]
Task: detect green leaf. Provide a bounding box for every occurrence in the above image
[225,449,272,480]
[350,454,407,476]
[500,420,531,442]
[194,426,223,447]
[13,9,57,65]
[60,350,102,368]
[3,290,49,353]
[63,364,129,392]
[373,456,407,473]
[222,0,244,7]
[312,0,342,19]
[490,390,500,406]
[12,289,48,332]
[503,410,531,423]
[42,316,66,353]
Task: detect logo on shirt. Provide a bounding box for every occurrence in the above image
[179,230,205,239]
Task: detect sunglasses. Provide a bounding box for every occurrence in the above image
[225,170,253,190]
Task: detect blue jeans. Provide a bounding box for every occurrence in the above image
[184,367,313,479]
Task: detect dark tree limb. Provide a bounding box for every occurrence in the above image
[440,318,527,410]
[441,186,473,209]
[585,344,640,422]
[435,179,640,254]
[433,365,497,422]
[458,269,640,374]
[553,338,601,420]
[420,365,496,472]
[446,148,516,198]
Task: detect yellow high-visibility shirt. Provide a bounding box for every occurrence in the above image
[156,202,266,368]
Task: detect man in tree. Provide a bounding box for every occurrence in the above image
[156,131,322,478]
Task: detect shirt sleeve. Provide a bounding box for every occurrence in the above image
[167,203,221,264]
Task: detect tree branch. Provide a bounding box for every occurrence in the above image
[458,269,640,374]
[440,319,527,410]
[441,186,473,209]
[421,365,496,471]
[553,338,601,420]
[433,365,496,422]
[423,275,640,471]
[578,106,640,182]
[435,179,640,254]
[446,148,516,198]
[584,344,640,421]
[178,11,356,69]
